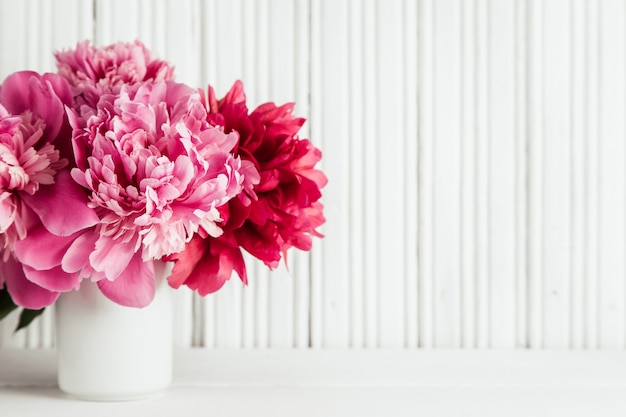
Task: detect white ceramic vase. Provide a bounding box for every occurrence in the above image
[55,261,173,401]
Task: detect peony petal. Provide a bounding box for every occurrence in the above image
[184,254,229,296]
[13,226,78,270]
[235,224,282,268]
[181,237,246,295]
[22,264,79,292]
[62,230,98,273]
[220,80,246,106]
[165,235,205,289]
[89,235,137,281]
[231,247,248,285]
[0,192,16,232]
[1,257,59,309]
[21,170,98,236]
[0,71,36,114]
[68,112,91,172]
[164,81,195,107]
[97,254,155,307]
[41,73,73,107]
[30,77,69,142]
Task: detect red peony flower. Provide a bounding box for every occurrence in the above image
[165,81,326,295]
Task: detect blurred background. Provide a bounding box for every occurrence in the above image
[0,0,624,351]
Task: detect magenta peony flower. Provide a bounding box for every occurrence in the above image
[66,81,255,306]
[165,81,326,295]
[55,40,175,109]
[0,109,65,250]
[0,71,98,309]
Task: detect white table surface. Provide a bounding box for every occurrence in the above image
[1,348,626,416]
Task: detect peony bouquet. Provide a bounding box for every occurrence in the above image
[0,40,326,329]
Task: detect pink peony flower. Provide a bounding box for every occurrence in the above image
[165,81,326,295]
[0,108,66,251]
[66,81,254,306]
[0,71,98,309]
[55,40,175,109]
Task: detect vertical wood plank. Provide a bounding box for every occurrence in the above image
[252,268,270,348]
[290,253,308,348]
[489,0,517,348]
[377,0,406,348]
[598,0,626,349]
[474,0,490,349]
[403,0,419,349]
[570,0,586,350]
[461,0,477,349]
[527,0,544,349]
[361,0,379,349]
[584,0,600,350]
[347,0,365,349]
[202,286,216,349]
[240,257,255,349]
[214,282,244,349]
[514,0,528,349]
[418,0,434,349]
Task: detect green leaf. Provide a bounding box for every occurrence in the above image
[0,287,18,321]
[14,308,45,333]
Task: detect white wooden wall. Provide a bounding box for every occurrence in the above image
[0,0,625,350]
